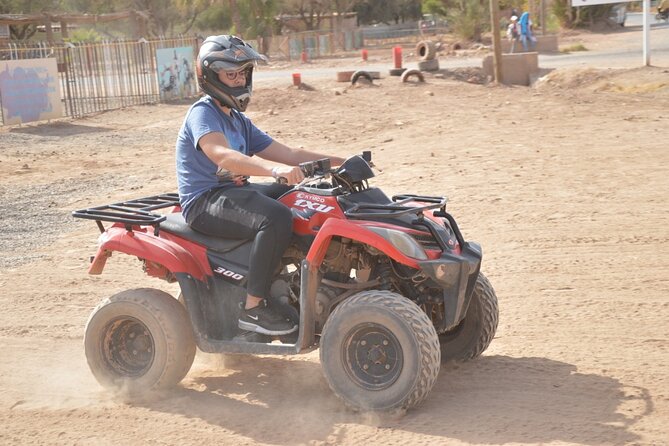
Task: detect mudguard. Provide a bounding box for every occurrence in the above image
[305,218,421,268]
[88,226,210,281]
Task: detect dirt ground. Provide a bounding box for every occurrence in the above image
[1,30,669,445]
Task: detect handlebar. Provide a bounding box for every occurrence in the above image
[299,158,332,177]
[275,151,373,186]
[274,158,332,184]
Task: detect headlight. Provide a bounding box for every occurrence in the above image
[366,226,428,260]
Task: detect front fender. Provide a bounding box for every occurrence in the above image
[305,219,421,268]
[88,226,209,281]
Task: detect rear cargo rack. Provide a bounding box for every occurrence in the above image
[72,193,180,233]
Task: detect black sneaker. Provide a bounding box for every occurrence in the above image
[238,300,298,336]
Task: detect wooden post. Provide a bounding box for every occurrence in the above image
[45,21,54,42]
[60,20,68,39]
[489,0,503,83]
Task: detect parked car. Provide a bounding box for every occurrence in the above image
[418,14,448,33]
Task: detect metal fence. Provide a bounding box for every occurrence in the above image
[0,29,412,126]
[270,29,364,60]
[1,36,198,125]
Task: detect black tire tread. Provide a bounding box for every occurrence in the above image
[322,290,440,411]
[466,274,499,360]
[85,288,196,394]
[440,273,498,362]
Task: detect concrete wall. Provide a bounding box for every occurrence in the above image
[482,52,539,86]
[501,34,558,54]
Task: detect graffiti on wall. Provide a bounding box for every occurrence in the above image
[156,46,196,101]
[0,58,64,125]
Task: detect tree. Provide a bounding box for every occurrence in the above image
[282,0,328,30]
[174,0,213,34]
[331,0,355,31]
[240,0,278,53]
[2,0,65,40]
[448,0,488,41]
[552,0,614,28]
[422,0,447,17]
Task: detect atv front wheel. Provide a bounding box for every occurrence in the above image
[439,273,498,362]
[320,290,440,413]
[84,288,196,396]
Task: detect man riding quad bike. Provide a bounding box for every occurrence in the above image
[73,153,499,413]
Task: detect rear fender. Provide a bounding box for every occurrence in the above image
[306,219,421,268]
[88,226,210,281]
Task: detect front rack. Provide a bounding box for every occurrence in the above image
[343,194,447,219]
[72,193,180,232]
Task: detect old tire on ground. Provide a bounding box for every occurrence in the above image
[416,40,436,60]
[417,58,440,72]
[401,69,425,83]
[84,288,196,396]
[439,273,499,362]
[389,67,407,76]
[320,290,440,413]
[351,70,373,85]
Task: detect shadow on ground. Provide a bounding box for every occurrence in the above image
[141,354,649,445]
[9,121,112,137]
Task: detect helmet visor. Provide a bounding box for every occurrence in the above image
[209,60,256,74]
[207,43,268,67]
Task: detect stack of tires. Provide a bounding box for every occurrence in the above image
[416,40,439,72]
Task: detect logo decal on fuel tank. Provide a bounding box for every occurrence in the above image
[294,199,335,213]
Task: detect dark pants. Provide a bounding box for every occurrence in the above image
[187,183,293,299]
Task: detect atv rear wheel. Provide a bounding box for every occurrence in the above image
[84,288,196,396]
[320,290,440,413]
[439,273,498,362]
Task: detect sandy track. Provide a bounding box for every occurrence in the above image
[1,53,668,444]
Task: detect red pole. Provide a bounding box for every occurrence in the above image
[301,51,308,63]
[361,49,368,61]
[392,46,402,69]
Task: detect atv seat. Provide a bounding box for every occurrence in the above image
[159,213,248,253]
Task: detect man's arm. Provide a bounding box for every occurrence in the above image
[199,132,274,177]
[257,140,346,167]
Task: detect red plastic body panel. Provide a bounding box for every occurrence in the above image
[279,191,345,236]
[88,192,451,279]
[88,225,211,281]
[305,218,421,269]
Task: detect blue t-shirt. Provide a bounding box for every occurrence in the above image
[175,96,273,220]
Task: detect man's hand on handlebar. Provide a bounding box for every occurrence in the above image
[272,166,305,185]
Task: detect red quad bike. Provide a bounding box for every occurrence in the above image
[73,152,499,413]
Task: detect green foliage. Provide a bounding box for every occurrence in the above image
[195,4,233,34]
[422,0,447,16]
[545,11,561,33]
[354,0,422,25]
[560,42,587,52]
[551,0,614,27]
[240,0,278,38]
[448,0,489,41]
[552,0,571,26]
[66,27,103,42]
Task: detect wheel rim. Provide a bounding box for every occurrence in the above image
[101,316,155,378]
[343,323,403,390]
